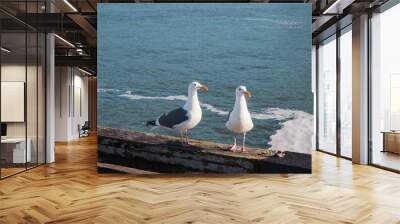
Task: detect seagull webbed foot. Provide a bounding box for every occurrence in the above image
[229,145,241,152]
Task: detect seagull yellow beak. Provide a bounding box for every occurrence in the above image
[244,91,252,97]
[199,85,208,92]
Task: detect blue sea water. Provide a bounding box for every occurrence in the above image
[98,4,312,151]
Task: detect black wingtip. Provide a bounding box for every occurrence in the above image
[146,120,157,127]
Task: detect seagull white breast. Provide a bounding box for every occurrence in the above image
[226,95,253,134]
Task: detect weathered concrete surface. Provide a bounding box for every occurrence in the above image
[97,127,311,174]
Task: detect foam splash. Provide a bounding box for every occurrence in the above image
[251,108,301,121]
[268,110,313,154]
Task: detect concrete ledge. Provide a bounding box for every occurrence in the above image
[98,127,311,174]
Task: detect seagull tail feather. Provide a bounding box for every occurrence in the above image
[146,120,157,127]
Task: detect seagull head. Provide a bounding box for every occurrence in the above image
[236,86,251,97]
[189,81,208,92]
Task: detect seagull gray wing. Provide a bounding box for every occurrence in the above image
[226,111,232,122]
[157,107,189,129]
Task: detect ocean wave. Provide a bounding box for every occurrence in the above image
[98,88,121,93]
[254,107,314,154]
[242,18,303,28]
[118,91,309,121]
[268,111,313,154]
[251,107,308,121]
[199,103,229,116]
[119,91,229,115]
[120,91,188,101]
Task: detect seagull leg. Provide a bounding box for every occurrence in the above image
[241,132,248,152]
[229,136,238,152]
[180,130,185,146]
[185,130,189,145]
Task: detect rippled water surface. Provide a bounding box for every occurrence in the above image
[98,4,312,153]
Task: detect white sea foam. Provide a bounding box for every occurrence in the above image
[120,91,188,101]
[119,91,304,121]
[242,18,303,27]
[268,110,313,154]
[119,91,229,115]
[251,107,300,121]
[98,88,121,93]
[199,103,229,116]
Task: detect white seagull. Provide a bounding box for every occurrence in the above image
[146,81,208,145]
[226,86,254,152]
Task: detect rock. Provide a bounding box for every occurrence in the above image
[97,127,311,174]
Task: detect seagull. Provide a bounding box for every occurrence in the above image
[226,86,254,152]
[146,81,208,145]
